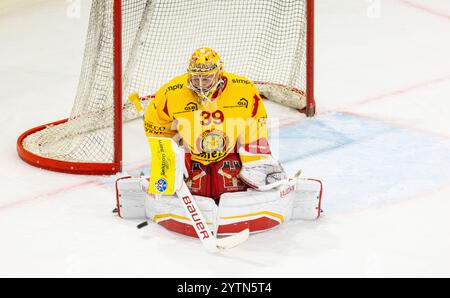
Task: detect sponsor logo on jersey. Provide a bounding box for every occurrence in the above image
[155,178,168,193]
[192,150,229,163]
[224,98,248,109]
[145,122,166,135]
[185,102,198,112]
[238,98,248,108]
[165,83,184,94]
[173,102,199,115]
[232,78,251,85]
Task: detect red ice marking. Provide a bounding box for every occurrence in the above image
[399,0,450,21]
[350,75,450,108]
[0,180,96,212]
[343,111,450,140]
[316,74,450,116]
[276,75,450,129]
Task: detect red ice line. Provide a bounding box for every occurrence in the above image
[343,74,450,109]
[399,0,450,21]
[0,180,96,212]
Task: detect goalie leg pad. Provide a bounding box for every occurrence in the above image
[216,178,323,234]
[287,178,323,220]
[217,189,294,235]
[115,176,148,219]
[116,176,219,238]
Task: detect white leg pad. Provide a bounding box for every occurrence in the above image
[115,177,148,219]
[290,178,323,220]
[217,189,294,234]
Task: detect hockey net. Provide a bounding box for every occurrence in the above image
[17,0,315,175]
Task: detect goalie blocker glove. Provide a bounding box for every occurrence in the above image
[238,156,288,191]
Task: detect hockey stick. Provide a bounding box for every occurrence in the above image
[129,93,249,252]
[176,182,249,252]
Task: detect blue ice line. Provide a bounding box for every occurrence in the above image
[279,127,394,164]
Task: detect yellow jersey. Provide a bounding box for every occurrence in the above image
[144,72,270,165]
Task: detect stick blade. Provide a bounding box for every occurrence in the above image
[215,228,250,250]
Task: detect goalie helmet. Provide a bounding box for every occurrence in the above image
[187,47,224,104]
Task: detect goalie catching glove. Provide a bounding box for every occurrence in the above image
[238,148,287,191]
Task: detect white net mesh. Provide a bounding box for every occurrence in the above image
[21,0,310,167]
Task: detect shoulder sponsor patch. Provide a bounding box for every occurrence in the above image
[173,102,198,115]
[184,102,198,112]
[231,78,251,85]
[224,98,249,109]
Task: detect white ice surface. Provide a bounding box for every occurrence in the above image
[0,0,450,277]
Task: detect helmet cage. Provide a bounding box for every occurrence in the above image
[188,67,223,104]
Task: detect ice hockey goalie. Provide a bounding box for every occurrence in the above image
[115,48,323,238]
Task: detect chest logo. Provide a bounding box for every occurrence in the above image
[200,130,227,154]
